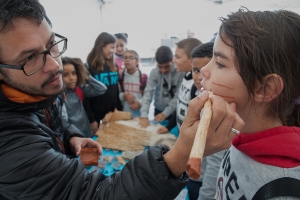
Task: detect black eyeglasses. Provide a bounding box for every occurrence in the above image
[123,56,136,61]
[0,33,68,76]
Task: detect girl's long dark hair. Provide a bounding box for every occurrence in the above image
[87,32,117,72]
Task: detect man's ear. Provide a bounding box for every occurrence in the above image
[254,74,284,103]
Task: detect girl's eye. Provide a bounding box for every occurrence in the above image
[193,69,200,73]
[216,61,225,68]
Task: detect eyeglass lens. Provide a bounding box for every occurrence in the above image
[124,57,135,60]
[24,37,66,75]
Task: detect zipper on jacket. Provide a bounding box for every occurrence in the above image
[43,108,66,154]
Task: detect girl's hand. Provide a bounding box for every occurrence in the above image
[124,94,135,104]
[130,101,140,110]
[163,91,244,177]
[154,113,166,122]
[157,126,169,134]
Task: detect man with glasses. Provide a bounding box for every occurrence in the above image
[0,0,240,199]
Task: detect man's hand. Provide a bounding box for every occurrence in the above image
[69,137,102,157]
[157,126,169,134]
[124,93,135,104]
[130,101,141,110]
[139,117,150,128]
[154,113,166,122]
[164,90,244,177]
[90,121,99,134]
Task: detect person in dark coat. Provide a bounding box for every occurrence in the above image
[0,1,241,199]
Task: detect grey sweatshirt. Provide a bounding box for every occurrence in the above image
[119,69,143,118]
[215,146,300,200]
[63,75,106,137]
[197,151,225,200]
[140,65,185,118]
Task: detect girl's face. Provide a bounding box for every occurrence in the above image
[102,43,116,59]
[123,52,138,70]
[115,39,126,56]
[63,64,77,90]
[192,57,211,90]
[173,47,192,73]
[200,34,250,118]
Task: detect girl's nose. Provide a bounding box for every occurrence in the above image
[200,67,210,80]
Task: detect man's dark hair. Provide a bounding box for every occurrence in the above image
[191,42,214,59]
[0,0,51,33]
[155,46,173,64]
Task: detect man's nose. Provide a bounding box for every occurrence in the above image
[42,54,60,73]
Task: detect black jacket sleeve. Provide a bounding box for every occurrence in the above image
[0,115,188,200]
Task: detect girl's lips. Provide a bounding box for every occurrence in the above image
[200,87,206,93]
[196,82,202,87]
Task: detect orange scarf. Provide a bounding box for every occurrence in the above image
[1,83,47,103]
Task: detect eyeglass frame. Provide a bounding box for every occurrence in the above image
[123,56,137,61]
[0,33,68,76]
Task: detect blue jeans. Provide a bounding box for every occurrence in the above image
[187,179,202,200]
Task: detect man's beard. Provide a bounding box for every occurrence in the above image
[1,69,64,97]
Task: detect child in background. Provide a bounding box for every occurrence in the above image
[84,32,123,133]
[189,43,225,200]
[114,33,128,73]
[157,38,201,134]
[62,57,107,137]
[157,42,224,200]
[202,9,300,199]
[139,46,185,128]
[119,50,146,118]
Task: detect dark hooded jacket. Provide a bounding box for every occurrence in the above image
[0,82,188,200]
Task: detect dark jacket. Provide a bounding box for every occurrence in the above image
[84,63,123,123]
[0,84,188,199]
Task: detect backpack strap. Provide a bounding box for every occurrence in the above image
[119,69,125,92]
[74,87,84,102]
[252,177,300,199]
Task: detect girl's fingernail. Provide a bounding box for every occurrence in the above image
[198,90,208,99]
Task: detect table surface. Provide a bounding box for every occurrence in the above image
[84,120,189,200]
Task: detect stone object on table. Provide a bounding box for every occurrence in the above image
[112,162,122,171]
[116,155,127,165]
[113,150,120,154]
[122,150,144,160]
[97,161,107,169]
[102,155,114,163]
